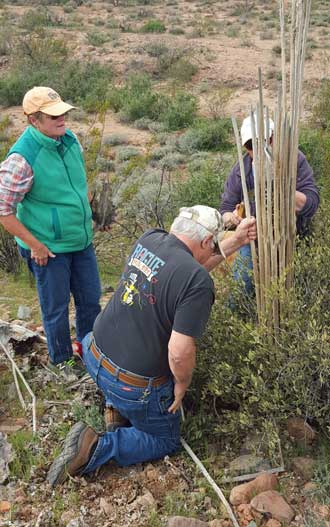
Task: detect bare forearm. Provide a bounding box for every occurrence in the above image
[0,214,41,250]
[169,349,195,386]
[168,337,196,386]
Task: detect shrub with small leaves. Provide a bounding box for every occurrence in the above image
[140,19,166,33]
[116,146,140,162]
[177,118,232,153]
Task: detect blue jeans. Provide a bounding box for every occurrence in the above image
[81,333,181,473]
[233,243,253,295]
[19,244,101,365]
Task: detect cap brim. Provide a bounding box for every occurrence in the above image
[40,101,75,116]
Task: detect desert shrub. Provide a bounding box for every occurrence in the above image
[86,31,109,46]
[161,91,197,131]
[0,35,112,111]
[144,41,169,57]
[169,26,185,35]
[134,117,155,130]
[108,75,197,131]
[310,79,330,130]
[108,75,158,120]
[0,27,13,56]
[113,166,175,232]
[150,145,173,160]
[183,221,330,448]
[96,156,116,172]
[166,58,198,83]
[103,134,129,146]
[140,19,166,33]
[177,118,232,153]
[20,8,58,30]
[299,127,330,201]
[173,154,232,210]
[0,116,14,161]
[159,152,185,170]
[116,146,140,162]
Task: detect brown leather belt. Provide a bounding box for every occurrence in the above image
[90,340,168,388]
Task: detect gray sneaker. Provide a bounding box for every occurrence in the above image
[47,422,98,487]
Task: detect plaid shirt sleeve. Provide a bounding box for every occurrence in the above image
[0,154,33,216]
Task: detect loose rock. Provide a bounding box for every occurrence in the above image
[168,517,208,527]
[250,490,295,523]
[287,417,316,444]
[230,473,278,505]
[265,520,281,527]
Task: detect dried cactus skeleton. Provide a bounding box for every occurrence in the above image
[90,175,116,231]
[232,0,312,331]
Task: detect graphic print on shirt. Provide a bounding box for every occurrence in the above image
[120,242,166,308]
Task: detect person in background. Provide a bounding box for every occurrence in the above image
[0,86,101,375]
[47,205,256,486]
[219,115,320,293]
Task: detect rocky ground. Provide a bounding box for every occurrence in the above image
[0,318,329,527]
[1,0,330,525]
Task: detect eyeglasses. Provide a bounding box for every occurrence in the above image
[49,114,67,120]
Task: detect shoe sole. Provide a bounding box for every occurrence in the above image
[47,421,86,487]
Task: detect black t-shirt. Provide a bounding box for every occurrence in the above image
[93,229,215,377]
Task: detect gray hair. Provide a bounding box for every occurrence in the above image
[27,111,43,125]
[170,215,210,242]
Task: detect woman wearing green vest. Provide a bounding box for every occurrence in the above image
[0,87,101,374]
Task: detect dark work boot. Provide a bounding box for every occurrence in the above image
[47,422,98,487]
[104,405,130,432]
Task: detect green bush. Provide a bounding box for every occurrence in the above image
[299,127,330,202]
[166,58,198,83]
[0,35,112,111]
[108,75,197,131]
[173,154,232,210]
[20,8,58,30]
[108,75,159,121]
[310,79,330,130]
[86,31,109,46]
[140,19,166,33]
[177,118,232,153]
[0,27,12,56]
[161,91,197,131]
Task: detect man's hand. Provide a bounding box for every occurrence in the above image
[31,242,55,266]
[168,330,196,413]
[223,210,242,228]
[295,190,307,212]
[168,380,189,414]
[235,217,257,245]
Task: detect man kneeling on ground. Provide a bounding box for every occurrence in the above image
[47,205,256,486]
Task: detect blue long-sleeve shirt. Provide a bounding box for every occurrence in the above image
[220,150,320,235]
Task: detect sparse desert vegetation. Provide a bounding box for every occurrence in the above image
[1,1,330,526]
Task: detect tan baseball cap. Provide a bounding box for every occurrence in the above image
[22,87,75,116]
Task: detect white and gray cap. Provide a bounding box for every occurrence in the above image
[178,205,225,249]
[240,114,274,147]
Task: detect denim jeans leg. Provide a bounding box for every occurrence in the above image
[233,243,253,295]
[70,245,101,343]
[81,335,181,474]
[19,247,73,364]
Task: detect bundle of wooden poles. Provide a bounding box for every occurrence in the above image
[232,0,312,333]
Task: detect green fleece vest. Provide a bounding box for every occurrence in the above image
[8,126,93,253]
